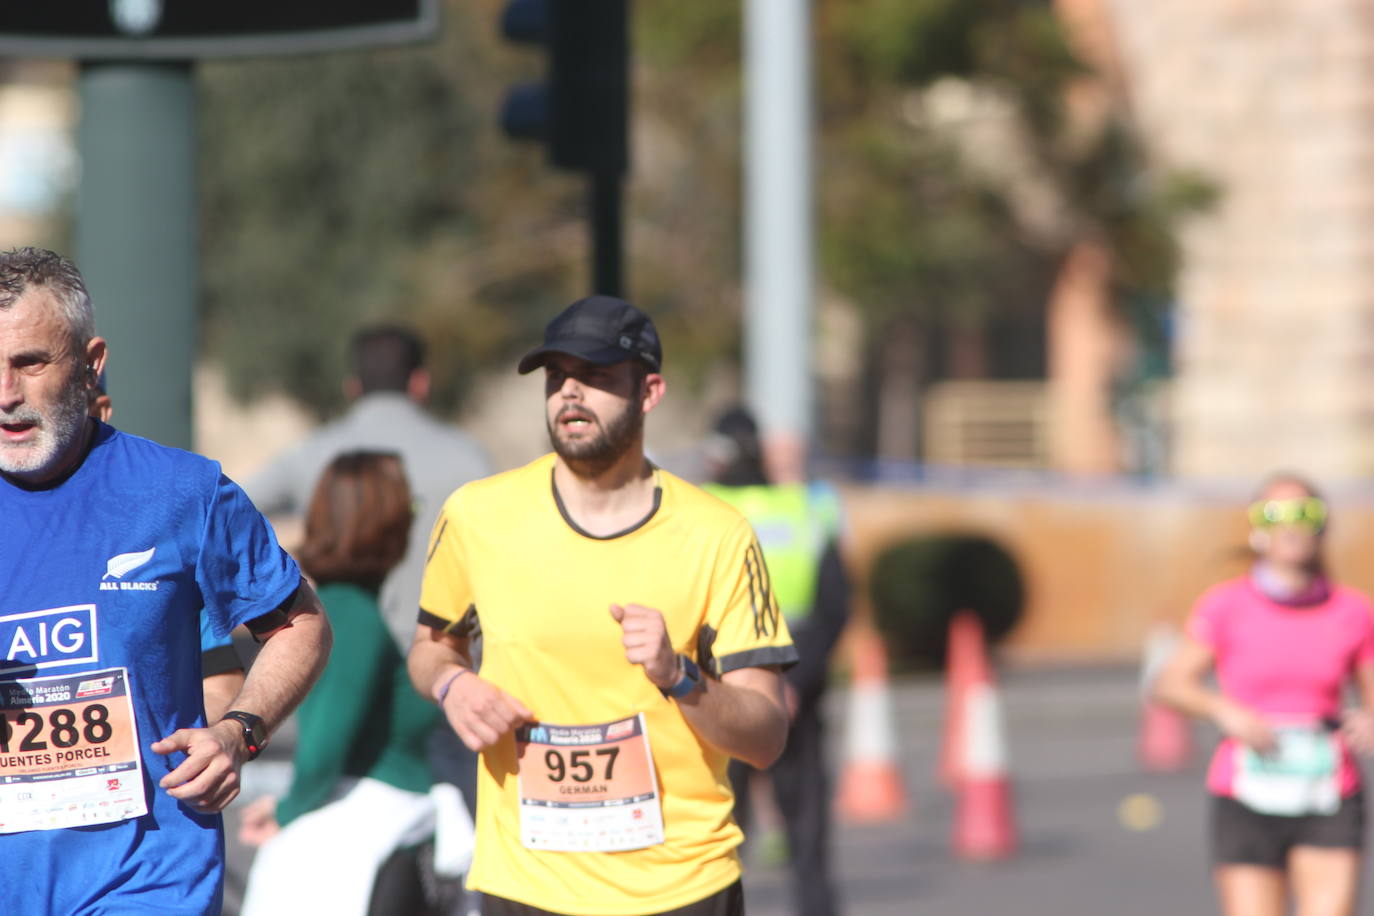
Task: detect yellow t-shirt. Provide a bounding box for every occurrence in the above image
[419,454,797,914]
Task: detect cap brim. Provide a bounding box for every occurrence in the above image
[516,341,637,375]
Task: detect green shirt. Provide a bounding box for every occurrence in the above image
[276,582,438,827]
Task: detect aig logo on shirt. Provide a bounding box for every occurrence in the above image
[0,605,98,673]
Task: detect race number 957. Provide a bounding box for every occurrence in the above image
[544,747,620,783]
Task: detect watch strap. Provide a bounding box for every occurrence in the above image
[221,710,267,760]
[660,654,701,700]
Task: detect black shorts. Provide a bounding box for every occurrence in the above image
[1211,792,1365,868]
[481,880,744,916]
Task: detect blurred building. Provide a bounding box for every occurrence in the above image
[1110,0,1374,481]
[893,0,1374,484]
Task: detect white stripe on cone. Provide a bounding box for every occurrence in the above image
[963,683,1007,779]
[844,681,898,762]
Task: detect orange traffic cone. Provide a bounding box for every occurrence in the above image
[948,613,1017,861]
[1137,623,1192,772]
[940,610,983,787]
[834,626,908,824]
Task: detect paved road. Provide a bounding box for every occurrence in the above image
[222,664,1374,915]
[745,664,1374,916]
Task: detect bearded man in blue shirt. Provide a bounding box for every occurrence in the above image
[0,246,332,915]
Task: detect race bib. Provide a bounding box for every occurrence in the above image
[0,667,146,833]
[516,714,664,852]
[1233,723,1340,817]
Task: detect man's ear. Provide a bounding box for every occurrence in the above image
[84,337,108,384]
[640,373,666,415]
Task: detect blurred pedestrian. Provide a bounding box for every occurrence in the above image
[244,322,491,906]
[1154,473,1374,916]
[408,295,797,916]
[240,451,470,916]
[87,371,246,722]
[703,406,848,916]
[1,245,331,914]
[245,323,492,648]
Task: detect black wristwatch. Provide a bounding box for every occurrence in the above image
[220,710,268,760]
[659,654,702,700]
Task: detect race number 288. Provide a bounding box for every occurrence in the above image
[543,746,619,783]
[0,704,112,752]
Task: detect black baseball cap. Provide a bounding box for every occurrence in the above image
[517,295,663,375]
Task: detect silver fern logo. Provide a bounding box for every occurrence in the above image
[104,548,156,580]
[109,0,163,36]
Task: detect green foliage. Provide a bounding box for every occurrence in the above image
[191,0,1213,429]
[199,0,752,417]
[198,0,593,418]
[833,0,981,86]
[819,122,1046,332]
[869,533,1024,670]
[820,0,1212,360]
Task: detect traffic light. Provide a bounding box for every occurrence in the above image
[498,0,628,176]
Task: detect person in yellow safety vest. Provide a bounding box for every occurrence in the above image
[703,406,849,916]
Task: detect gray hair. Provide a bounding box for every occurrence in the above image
[0,247,95,350]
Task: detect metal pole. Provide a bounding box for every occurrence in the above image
[744,0,813,474]
[76,62,197,451]
[591,170,623,297]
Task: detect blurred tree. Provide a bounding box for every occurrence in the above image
[821,0,1215,461]
[194,0,1210,458]
[199,0,751,419]
[198,0,579,417]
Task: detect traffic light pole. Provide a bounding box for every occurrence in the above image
[591,171,623,297]
[76,62,197,451]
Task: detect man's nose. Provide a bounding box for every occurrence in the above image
[0,368,22,411]
[560,374,583,398]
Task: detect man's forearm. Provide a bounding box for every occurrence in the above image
[676,668,787,769]
[225,587,331,734]
[407,625,472,702]
[202,670,246,724]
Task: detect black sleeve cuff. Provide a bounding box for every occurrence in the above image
[418,604,478,639]
[244,583,300,639]
[712,645,800,677]
[201,644,244,678]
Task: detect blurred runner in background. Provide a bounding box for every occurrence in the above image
[704,406,848,916]
[246,324,491,912]
[1154,473,1374,916]
[240,451,471,916]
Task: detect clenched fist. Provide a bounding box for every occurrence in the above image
[437,668,534,752]
[610,603,679,689]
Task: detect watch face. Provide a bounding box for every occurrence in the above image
[226,712,267,757]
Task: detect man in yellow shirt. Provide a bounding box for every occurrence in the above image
[408,295,797,916]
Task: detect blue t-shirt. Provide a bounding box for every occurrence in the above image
[200,610,235,655]
[0,424,300,915]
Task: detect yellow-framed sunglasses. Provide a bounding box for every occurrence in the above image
[1247,497,1328,531]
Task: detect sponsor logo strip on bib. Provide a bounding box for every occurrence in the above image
[516,713,664,852]
[0,667,146,833]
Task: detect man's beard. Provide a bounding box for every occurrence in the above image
[547,400,644,477]
[0,370,91,480]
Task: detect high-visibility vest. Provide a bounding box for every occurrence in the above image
[703,482,842,626]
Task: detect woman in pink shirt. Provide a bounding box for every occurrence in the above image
[1155,474,1374,916]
